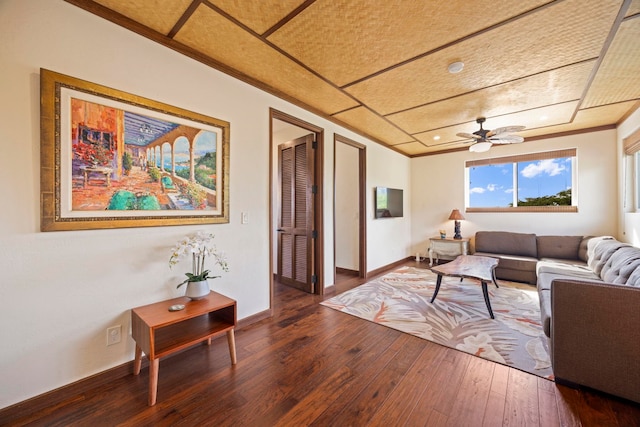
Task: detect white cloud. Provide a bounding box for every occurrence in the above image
[520,159,566,178]
[487,184,497,191]
[505,188,514,194]
[470,187,485,194]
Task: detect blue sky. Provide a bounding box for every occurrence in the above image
[469,157,572,207]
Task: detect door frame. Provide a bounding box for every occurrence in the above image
[333,134,367,282]
[269,108,324,303]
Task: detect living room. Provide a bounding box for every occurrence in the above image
[1,0,639,423]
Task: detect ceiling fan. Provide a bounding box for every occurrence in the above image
[457,117,526,152]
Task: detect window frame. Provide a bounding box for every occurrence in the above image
[465,148,578,213]
[623,127,640,212]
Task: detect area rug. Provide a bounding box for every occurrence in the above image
[321,266,553,380]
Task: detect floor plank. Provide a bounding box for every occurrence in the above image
[2,260,639,426]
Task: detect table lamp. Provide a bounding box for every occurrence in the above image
[448,209,465,239]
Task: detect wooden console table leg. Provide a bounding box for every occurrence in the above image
[133,345,142,375]
[227,329,237,365]
[148,358,159,406]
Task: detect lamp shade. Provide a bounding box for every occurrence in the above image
[448,209,465,221]
[469,141,492,152]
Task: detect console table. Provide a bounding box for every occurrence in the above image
[131,291,237,405]
[428,237,469,266]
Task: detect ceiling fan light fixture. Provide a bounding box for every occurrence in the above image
[447,61,464,74]
[469,141,492,152]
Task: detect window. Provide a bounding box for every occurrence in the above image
[622,127,640,210]
[635,152,640,211]
[466,149,577,212]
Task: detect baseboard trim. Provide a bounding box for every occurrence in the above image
[0,358,146,422]
[366,256,415,279]
[0,309,272,420]
[237,308,271,329]
[335,267,358,276]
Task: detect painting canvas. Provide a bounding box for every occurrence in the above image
[40,69,230,231]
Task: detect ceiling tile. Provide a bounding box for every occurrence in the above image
[267,0,548,87]
[520,101,638,137]
[207,0,306,35]
[388,62,593,134]
[93,0,192,35]
[626,0,640,17]
[346,0,621,115]
[68,0,637,157]
[174,4,359,115]
[332,107,415,145]
[414,101,578,148]
[582,18,640,108]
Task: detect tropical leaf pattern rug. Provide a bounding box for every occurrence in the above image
[321,266,553,380]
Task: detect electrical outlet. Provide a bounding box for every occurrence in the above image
[107,325,121,346]
[241,212,248,224]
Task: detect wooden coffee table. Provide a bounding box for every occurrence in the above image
[429,255,499,318]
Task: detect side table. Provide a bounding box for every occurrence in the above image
[131,291,237,405]
[428,237,469,266]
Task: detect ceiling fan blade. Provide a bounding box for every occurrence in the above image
[489,135,525,144]
[456,132,481,140]
[491,125,526,135]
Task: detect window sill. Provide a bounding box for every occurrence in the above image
[466,206,578,213]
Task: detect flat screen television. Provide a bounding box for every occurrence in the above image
[375,187,403,218]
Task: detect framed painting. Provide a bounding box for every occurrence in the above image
[40,69,230,231]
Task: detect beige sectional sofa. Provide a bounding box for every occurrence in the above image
[473,231,640,404]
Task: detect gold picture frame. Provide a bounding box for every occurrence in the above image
[40,69,230,231]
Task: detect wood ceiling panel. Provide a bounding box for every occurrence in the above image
[519,101,638,137]
[582,18,640,108]
[68,0,636,157]
[346,0,621,115]
[626,0,640,17]
[332,107,415,145]
[207,0,306,35]
[388,62,593,134]
[93,0,192,35]
[267,0,548,87]
[174,4,358,114]
[413,102,578,149]
[392,141,434,156]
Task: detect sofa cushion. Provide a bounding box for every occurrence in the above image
[537,272,603,337]
[539,289,552,337]
[475,231,537,258]
[537,235,582,260]
[623,266,640,287]
[473,252,538,284]
[578,236,594,262]
[600,246,640,284]
[587,238,627,276]
[536,258,595,280]
[474,252,538,272]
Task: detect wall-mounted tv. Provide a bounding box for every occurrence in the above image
[375,187,403,218]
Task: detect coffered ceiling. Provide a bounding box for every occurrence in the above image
[66,0,640,156]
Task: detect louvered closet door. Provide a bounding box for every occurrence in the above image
[277,134,315,293]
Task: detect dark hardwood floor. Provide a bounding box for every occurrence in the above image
[2,260,639,426]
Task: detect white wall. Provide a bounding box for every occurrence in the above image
[367,144,412,270]
[618,107,640,245]
[335,142,359,270]
[410,129,619,255]
[0,0,412,408]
